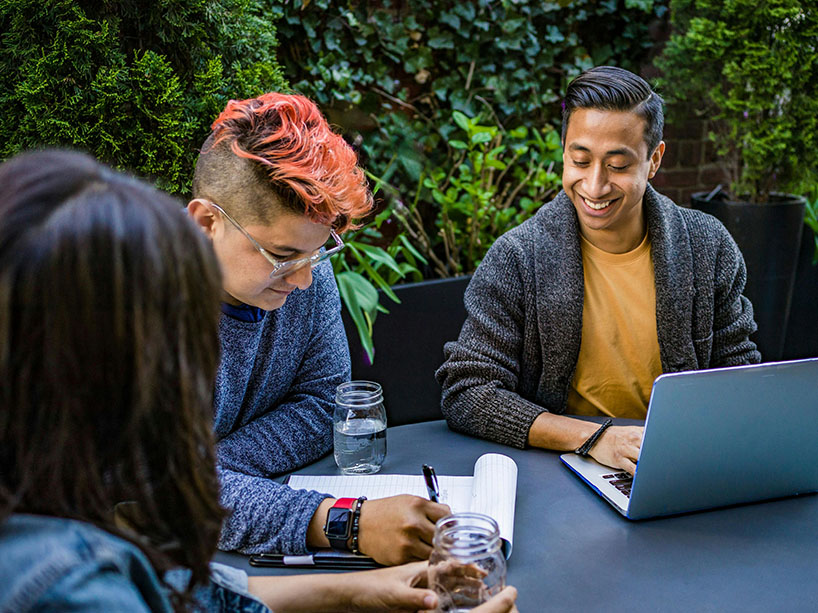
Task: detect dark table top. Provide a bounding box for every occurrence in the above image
[215,420,818,612]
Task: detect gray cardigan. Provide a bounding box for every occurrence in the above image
[436,186,761,449]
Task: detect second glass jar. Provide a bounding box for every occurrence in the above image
[428,512,507,612]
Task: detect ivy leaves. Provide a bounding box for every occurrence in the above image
[276,0,666,198]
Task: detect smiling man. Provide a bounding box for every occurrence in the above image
[436,66,761,474]
[188,93,449,564]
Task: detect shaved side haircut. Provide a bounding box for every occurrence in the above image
[192,93,373,231]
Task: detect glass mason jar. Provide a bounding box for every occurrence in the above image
[333,380,387,474]
[428,513,507,612]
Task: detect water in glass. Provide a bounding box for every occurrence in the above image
[334,381,387,474]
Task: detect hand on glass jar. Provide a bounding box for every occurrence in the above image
[428,513,508,612]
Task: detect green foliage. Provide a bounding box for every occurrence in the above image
[384,110,563,277]
[273,0,668,357]
[334,106,563,358]
[656,0,818,202]
[0,0,287,194]
[274,0,668,240]
[333,199,427,363]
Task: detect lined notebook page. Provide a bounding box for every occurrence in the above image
[288,453,518,554]
[287,473,472,508]
[471,453,518,555]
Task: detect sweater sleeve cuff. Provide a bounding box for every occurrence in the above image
[287,489,332,553]
[480,387,548,449]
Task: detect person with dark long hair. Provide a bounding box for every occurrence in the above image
[0,150,517,612]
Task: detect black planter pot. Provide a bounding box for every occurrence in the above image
[341,275,471,426]
[783,228,818,360]
[691,192,806,362]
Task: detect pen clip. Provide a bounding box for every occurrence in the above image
[284,554,316,566]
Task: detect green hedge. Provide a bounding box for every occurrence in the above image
[656,0,818,202]
[274,0,669,197]
[0,0,287,195]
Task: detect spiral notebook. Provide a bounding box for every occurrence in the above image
[288,452,518,558]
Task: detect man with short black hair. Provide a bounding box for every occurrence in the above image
[437,66,760,474]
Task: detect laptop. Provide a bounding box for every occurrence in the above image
[561,358,818,519]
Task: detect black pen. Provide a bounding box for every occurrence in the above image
[422,464,440,502]
[249,552,380,569]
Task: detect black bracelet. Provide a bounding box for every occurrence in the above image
[575,419,613,456]
[350,496,367,555]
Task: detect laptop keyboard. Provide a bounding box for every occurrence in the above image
[602,472,633,498]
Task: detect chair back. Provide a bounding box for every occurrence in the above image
[342,276,470,426]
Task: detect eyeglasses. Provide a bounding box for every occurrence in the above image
[206,201,345,280]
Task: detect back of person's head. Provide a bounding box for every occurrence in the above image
[562,66,664,156]
[0,150,225,601]
[192,92,373,232]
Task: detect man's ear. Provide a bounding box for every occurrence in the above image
[187,199,218,239]
[648,141,666,179]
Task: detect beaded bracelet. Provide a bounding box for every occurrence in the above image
[350,496,367,555]
[575,418,613,457]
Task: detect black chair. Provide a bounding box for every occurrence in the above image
[342,276,470,426]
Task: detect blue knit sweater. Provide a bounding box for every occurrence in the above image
[214,261,350,554]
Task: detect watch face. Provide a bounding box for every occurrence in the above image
[325,507,352,539]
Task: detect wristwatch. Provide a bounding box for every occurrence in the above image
[323,498,357,551]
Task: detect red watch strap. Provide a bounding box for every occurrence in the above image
[333,497,356,509]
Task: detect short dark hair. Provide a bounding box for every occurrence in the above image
[0,150,225,610]
[562,66,664,157]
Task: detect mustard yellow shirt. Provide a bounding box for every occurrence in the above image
[566,231,662,419]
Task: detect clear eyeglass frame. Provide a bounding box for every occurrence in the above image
[206,200,344,279]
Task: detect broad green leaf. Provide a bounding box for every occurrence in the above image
[356,257,401,303]
[398,233,429,264]
[335,271,378,361]
[452,110,470,132]
[354,242,405,277]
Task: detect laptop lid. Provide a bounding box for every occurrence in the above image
[563,358,818,520]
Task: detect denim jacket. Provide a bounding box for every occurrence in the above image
[0,514,269,612]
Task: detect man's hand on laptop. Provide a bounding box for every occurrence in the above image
[589,426,644,475]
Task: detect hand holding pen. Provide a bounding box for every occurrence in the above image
[353,493,449,564]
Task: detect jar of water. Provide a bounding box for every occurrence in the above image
[333,381,387,474]
[428,513,506,612]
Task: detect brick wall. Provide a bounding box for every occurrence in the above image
[650,116,729,207]
[640,18,730,209]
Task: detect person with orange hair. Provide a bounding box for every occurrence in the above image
[0,148,518,613]
[186,93,451,566]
